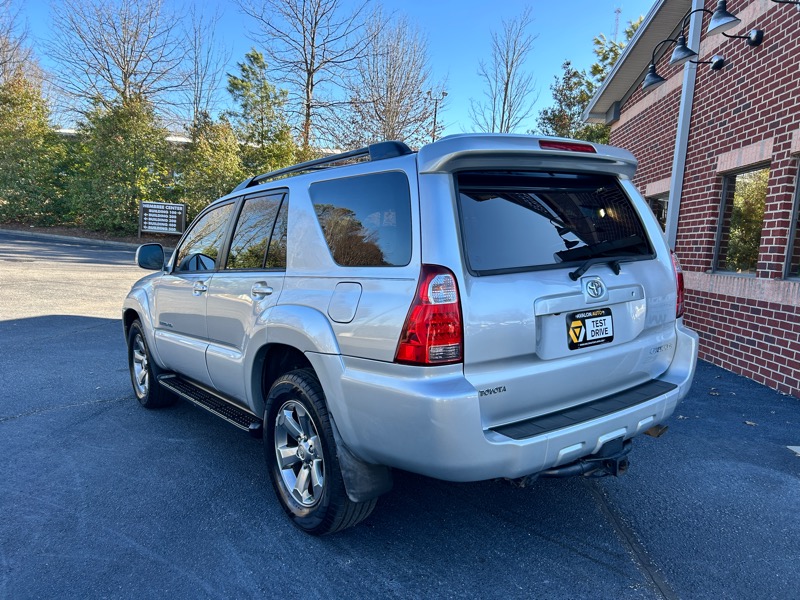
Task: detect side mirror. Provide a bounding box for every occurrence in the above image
[136,244,165,270]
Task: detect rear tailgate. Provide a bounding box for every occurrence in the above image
[452,169,679,429]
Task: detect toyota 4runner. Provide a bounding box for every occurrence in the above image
[123,134,698,534]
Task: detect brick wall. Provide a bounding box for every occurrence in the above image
[686,291,800,395]
[608,0,800,398]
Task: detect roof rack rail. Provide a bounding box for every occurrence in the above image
[231,140,413,192]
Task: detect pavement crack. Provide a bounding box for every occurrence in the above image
[0,397,128,423]
[583,479,679,600]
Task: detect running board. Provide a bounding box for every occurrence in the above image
[158,375,263,437]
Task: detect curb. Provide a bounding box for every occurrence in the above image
[0,227,175,251]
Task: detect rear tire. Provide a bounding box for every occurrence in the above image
[264,369,376,534]
[127,320,174,409]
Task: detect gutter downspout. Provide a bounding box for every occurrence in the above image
[665,0,703,249]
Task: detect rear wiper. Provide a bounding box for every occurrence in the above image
[569,257,622,281]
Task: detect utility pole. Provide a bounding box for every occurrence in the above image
[427,90,447,142]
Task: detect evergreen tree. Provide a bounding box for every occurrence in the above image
[69,96,171,234]
[535,17,643,143]
[590,18,643,84]
[226,49,295,172]
[0,74,66,225]
[535,61,608,143]
[180,112,245,218]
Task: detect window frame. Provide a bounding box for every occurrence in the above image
[711,163,770,276]
[645,193,669,231]
[783,159,800,279]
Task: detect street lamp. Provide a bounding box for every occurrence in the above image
[427,90,447,143]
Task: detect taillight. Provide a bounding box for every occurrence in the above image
[671,251,685,319]
[538,140,597,153]
[395,265,463,366]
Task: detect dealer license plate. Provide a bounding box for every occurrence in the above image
[567,308,614,350]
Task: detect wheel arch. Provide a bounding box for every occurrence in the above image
[253,343,393,505]
[122,289,164,368]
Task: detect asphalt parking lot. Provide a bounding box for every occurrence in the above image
[1,229,798,599]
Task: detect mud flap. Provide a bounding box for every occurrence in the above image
[330,417,393,503]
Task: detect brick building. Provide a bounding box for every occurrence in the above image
[585,0,800,397]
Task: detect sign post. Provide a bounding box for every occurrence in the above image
[139,201,187,237]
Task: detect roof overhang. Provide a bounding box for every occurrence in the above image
[583,0,692,125]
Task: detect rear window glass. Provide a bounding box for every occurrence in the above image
[310,171,412,267]
[456,171,653,275]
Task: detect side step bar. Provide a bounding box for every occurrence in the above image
[158,375,263,437]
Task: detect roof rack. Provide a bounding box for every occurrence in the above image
[231,140,414,192]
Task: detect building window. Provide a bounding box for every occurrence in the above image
[787,164,800,278]
[714,166,769,274]
[646,194,668,230]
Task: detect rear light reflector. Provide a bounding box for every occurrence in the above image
[671,251,685,319]
[539,140,597,153]
[395,265,463,366]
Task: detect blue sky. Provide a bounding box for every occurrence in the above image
[19,0,654,136]
[377,0,654,135]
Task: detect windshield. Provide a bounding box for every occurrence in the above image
[456,171,653,275]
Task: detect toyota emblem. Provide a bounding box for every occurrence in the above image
[586,279,605,299]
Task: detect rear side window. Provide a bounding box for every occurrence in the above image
[456,171,653,275]
[310,171,412,267]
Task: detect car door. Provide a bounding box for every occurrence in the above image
[153,201,235,386]
[205,192,288,405]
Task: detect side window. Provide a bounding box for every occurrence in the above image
[714,166,769,274]
[266,196,288,269]
[226,194,283,270]
[175,203,234,272]
[310,171,412,267]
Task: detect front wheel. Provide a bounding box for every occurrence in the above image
[264,369,376,534]
[127,320,174,409]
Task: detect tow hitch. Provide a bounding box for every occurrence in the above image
[539,438,633,479]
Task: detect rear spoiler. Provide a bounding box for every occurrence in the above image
[416,134,637,180]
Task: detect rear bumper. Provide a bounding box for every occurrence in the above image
[310,324,699,482]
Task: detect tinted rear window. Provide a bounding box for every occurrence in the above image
[456,171,652,275]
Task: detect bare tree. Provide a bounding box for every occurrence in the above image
[182,6,230,129]
[469,7,538,133]
[0,0,31,83]
[48,0,186,111]
[236,0,374,151]
[339,11,445,149]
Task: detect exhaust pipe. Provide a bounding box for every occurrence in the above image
[644,424,668,438]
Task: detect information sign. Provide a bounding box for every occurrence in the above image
[139,202,186,235]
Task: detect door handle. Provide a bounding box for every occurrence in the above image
[193,281,208,295]
[251,282,274,298]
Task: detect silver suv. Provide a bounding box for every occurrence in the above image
[123,134,698,534]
